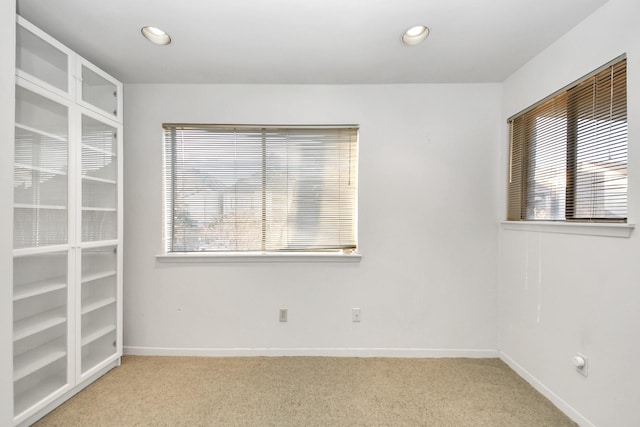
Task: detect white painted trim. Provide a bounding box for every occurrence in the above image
[124,346,497,358]
[156,251,362,263]
[500,221,634,238]
[499,351,595,427]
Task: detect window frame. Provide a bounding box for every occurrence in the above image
[506,55,628,226]
[159,124,361,261]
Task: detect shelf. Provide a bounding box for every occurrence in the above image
[14,278,66,302]
[82,207,116,212]
[81,270,116,284]
[82,175,116,185]
[13,17,121,421]
[16,17,69,96]
[81,324,116,347]
[81,297,116,315]
[80,240,118,250]
[15,163,67,177]
[14,374,67,418]
[81,143,115,157]
[14,203,67,210]
[14,342,66,382]
[14,307,66,342]
[15,123,67,143]
[81,63,119,121]
[82,347,117,375]
[13,245,69,258]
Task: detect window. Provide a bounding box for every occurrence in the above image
[163,125,358,253]
[507,56,627,222]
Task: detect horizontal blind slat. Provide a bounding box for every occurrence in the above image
[508,58,627,222]
[163,125,358,252]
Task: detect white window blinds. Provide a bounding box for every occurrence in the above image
[163,125,358,252]
[508,56,627,222]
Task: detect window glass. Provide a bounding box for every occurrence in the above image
[163,125,358,253]
[508,57,627,222]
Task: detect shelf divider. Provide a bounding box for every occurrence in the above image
[81,270,116,284]
[15,162,67,176]
[81,324,116,347]
[81,143,115,157]
[81,175,116,185]
[14,342,66,382]
[14,278,66,301]
[14,307,66,342]
[15,122,67,142]
[81,297,116,315]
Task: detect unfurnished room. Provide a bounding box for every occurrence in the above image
[1,0,639,426]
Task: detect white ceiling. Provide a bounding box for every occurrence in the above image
[16,0,609,84]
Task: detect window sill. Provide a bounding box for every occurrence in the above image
[156,251,362,263]
[500,221,634,238]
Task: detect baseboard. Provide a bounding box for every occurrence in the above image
[499,351,595,427]
[124,346,498,358]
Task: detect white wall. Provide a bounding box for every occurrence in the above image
[123,83,501,356]
[0,1,15,425]
[498,0,640,425]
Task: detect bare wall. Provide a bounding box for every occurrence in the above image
[498,0,640,425]
[123,83,501,355]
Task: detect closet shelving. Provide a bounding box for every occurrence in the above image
[79,245,118,375]
[13,16,123,426]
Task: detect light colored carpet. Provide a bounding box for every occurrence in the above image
[35,356,577,426]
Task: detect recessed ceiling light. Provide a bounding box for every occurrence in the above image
[401,25,430,46]
[141,26,171,45]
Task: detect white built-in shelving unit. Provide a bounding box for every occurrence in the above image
[12,16,123,425]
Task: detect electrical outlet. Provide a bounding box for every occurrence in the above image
[279,309,288,322]
[352,308,361,322]
[572,353,588,377]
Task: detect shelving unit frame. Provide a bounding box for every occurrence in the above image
[12,15,123,426]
